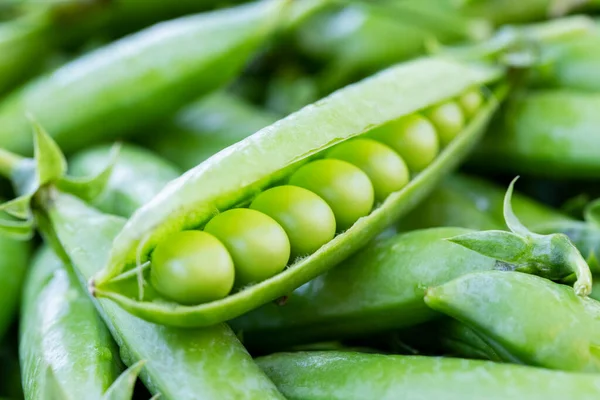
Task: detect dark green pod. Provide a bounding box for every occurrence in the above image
[231,227,496,351]
[0,0,283,155]
[20,246,123,399]
[257,351,600,400]
[471,90,600,178]
[425,270,600,372]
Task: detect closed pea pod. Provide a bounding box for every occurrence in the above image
[90,56,502,327]
[250,185,336,259]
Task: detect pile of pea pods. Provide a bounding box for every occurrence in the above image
[3,0,600,398]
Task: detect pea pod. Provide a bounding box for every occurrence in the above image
[42,143,285,399]
[0,0,285,155]
[19,246,132,399]
[471,90,600,178]
[94,56,504,327]
[425,270,600,372]
[144,92,280,171]
[257,351,600,400]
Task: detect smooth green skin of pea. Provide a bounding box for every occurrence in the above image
[326,138,409,202]
[425,270,600,372]
[151,231,234,305]
[20,246,122,399]
[425,101,465,146]
[368,114,439,172]
[205,208,290,286]
[231,227,496,351]
[289,159,374,231]
[458,89,483,118]
[258,351,600,400]
[250,185,336,259]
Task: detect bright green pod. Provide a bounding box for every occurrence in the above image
[289,159,374,231]
[250,185,336,259]
[19,246,123,399]
[425,101,465,146]
[144,92,280,171]
[257,351,600,400]
[63,144,285,398]
[93,56,503,327]
[0,0,284,155]
[326,138,409,202]
[425,270,600,372]
[231,227,496,351]
[368,114,439,172]
[471,90,600,178]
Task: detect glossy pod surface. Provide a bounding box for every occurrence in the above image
[257,351,600,400]
[20,246,122,399]
[425,270,600,372]
[231,227,496,350]
[471,90,600,178]
[0,0,282,155]
[95,56,503,327]
[63,144,284,399]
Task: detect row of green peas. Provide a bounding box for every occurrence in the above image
[151,88,485,305]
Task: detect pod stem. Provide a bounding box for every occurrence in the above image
[0,148,24,179]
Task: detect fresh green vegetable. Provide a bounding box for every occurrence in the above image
[257,351,600,400]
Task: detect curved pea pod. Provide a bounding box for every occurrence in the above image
[471,90,600,178]
[257,351,600,400]
[0,0,285,156]
[426,270,600,372]
[0,209,29,342]
[231,227,497,351]
[69,144,180,217]
[41,191,285,399]
[144,92,280,171]
[94,56,504,327]
[19,246,142,400]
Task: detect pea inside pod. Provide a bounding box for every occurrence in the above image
[92,56,503,327]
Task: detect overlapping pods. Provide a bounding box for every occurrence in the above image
[93,57,505,327]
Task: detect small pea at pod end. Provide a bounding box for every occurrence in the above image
[326,138,409,202]
[289,159,374,232]
[150,230,235,305]
[425,101,465,147]
[458,89,484,118]
[368,114,439,172]
[204,208,291,287]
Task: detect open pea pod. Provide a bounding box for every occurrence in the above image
[93,56,505,327]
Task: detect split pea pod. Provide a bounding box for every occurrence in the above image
[425,270,600,372]
[471,90,600,178]
[257,351,600,400]
[62,144,285,399]
[19,246,127,399]
[94,55,504,327]
[144,92,280,171]
[0,0,286,155]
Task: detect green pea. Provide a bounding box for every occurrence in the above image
[459,89,484,118]
[326,138,409,202]
[425,101,465,147]
[204,208,290,286]
[289,159,374,231]
[151,231,234,305]
[369,114,439,172]
[250,185,336,259]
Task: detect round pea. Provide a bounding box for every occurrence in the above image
[425,101,465,147]
[150,230,234,305]
[369,114,439,172]
[458,89,484,118]
[289,159,374,231]
[204,208,290,286]
[326,138,409,202]
[250,185,336,258]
